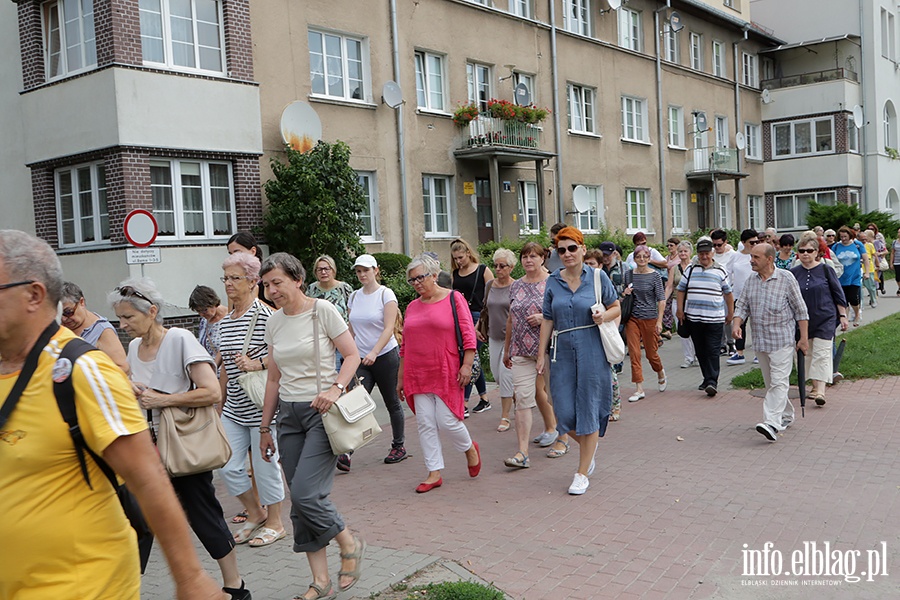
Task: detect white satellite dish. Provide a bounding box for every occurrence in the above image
[695,111,708,132]
[382,81,403,109]
[852,105,864,127]
[514,83,532,107]
[572,185,590,213]
[607,0,622,10]
[280,101,322,153]
[735,131,746,150]
[761,88,772,104]
[668,11,684,33]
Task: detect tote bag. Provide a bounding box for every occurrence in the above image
[157,404,233,477]
[235,304,267,410]
[591,268,626,364]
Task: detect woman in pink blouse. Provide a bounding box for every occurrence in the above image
[397,254,482,493]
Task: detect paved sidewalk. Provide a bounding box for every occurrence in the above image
[141,295,900,599]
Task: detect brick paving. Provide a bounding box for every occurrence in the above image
[142,297,900,599]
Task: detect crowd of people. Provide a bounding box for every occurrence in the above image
[2,220,895,599]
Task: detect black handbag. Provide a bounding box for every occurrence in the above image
[677,264,694,339]
[619,269,634,325]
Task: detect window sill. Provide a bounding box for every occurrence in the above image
[568,130,602,140]
[745,157,763,163]
[361,238,384,244]
[424,234,456,240]
[621,138,652,147]
[308,95,377,110]
[626,229,656,236]
[668,145,688,151]
[416,108,453,119]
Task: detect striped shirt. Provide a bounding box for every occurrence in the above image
[631,271,665,320]
[734,268,808,353]
[677,263,732,323]
[218,299,272,426]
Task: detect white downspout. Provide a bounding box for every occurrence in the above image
[390,0,410,254]
[549,0,564,222]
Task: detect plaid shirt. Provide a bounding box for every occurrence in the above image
[734,268,808,353]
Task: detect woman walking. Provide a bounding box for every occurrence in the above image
[478,248,516,433]
[668,241,696,369]
[623,245,667,402]
[189,285,228,359]
[258,253,366,600]
[537,227,620,495]
[831,226,870,326]
[891,227,900,296]
[60,282,130,374]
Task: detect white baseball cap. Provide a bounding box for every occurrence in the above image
[353,254,378,269]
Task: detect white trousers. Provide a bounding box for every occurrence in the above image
[757,345,795,431]
[413,393,473,472]
[804,337,833,383]
[220,414,286,506]
[488,338,515,398]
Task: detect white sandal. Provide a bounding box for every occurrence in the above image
[628,392,645,402]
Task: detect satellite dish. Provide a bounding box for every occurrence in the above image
[382,81,403,109]
[572,185,590,213]
[607,0,622,10]
[852,104,864,127]
[761,88,772,104]
[668,11,684,32]
[514,83,532,107]
[280,101,322,153]
[735,131,746,150]
[695,111,708,132]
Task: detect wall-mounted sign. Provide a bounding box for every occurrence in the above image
[463,181,475,195]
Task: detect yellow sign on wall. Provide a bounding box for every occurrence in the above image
[691,193,697,203]
[463,181,475,195]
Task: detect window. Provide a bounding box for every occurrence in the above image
[712,41,725,77]
[415,51,445,111]
[717,193,731,229]
[422,175,451,237]
[357,172,378,242]
[671,190,687,233]
[742,52,758,87]
[618,8,642,51]
[849,189,860,208]
[567,84,596,134]
[882,8,896,60]
[576,185,603,232]
[690,33,702,71]
[744,123,761,160]
[140,0,225,73]
[621,96,648,142]
[56,162,108,247]
[308,29,367,101]
[514,72,535,103]
[772,117,834,158]
[774,191,835,229]
[467,62,492,112]
[625,188,649,232]
[518,181,540,233]
[747,195,764,231]
[847,114,859,153]
[664,25,679,63]
[509,0,531,18]
[43,0,96,79]
[884,101,897,149]
[564,0,592,36]
[149,159,235,239]
[715,116,728,148]
[666,106,685,148]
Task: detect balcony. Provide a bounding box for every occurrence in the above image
[760,68,858,91]
[685,147,747,181]
[459,117,543,151]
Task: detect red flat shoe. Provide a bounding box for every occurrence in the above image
[415,478,442,493]
[468,441,481,478]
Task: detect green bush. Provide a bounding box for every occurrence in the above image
[688,228,741,248]
[806,202,900,235]
[372,252,416,312]
[407,580,505,600]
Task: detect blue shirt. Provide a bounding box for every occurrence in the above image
[831,240,866,287]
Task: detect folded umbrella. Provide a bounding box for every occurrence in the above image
[797,349,806,418]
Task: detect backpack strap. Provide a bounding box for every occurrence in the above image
[0,321,59,430]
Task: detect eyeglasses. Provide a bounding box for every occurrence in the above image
[0,280,34,291]
[315,267,332,273]
[826,234,836,238]
[220,275,251,283]
[493,263,509,269]
[747,239,761,246]
[115,286,152,303]
[62,306,77,318]
[635,254,651,259]
[406,274,429,285]
[557,244,580,255]
[796,248,817,254]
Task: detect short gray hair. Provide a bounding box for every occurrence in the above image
[108,278,164,324]
[0,230,64,304]
[492,247,517,268]
[406,253,441,278]
[260,252,307,292]
[61,281,85,305]
[676,240,693,253]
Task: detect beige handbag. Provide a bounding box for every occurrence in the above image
[312,301,382,455]
[157,404,233,477]
[235,304,267,410]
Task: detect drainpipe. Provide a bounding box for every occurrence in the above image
[549,0,564,223]
[390,0,410,254]
[859,0,870,212]
[654,4,669,237]
[733,38,743,228]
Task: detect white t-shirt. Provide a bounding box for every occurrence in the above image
[729,251,753,300]
[715,249,737,285]
[265,300,349,403]
[625,247,667,279]
[348,286,399,358]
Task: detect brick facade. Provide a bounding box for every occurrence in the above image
[223,0,254,80]
[16,0,44,89]
[94,0,144,68]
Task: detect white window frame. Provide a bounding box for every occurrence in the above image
[881,8,896,60]
[509,0,532,18]
[422,175,452,238]
[140,0,226,75]
[744,123,761,160]
[414,50,446,112]
[518,181,541,234]
[847,114,859,153]
[43,0,97,79]
[56,162,109,248]
[467,62,492,113]
[774,191,835,230]
[747,195,764,231]
[717,193,731,229]
[671,190,688,234]
[884,102,897,149]
[690,33,702,71]
[618,7,642,52]
[567,83,596,134]
[149,158,236,240]
[668,106,685,148]
[849,189,860,208]
[621,96,649,143]
[563,0,592,37]
[514,72,536,104]
[664,24,679,63]
[715,116,729,148]
[356,172,379,242]
[576,184,604,232]
[308,29,369,102]
[625,188,649,233]
[771,117,835,158]
[742,52,758,87]
[712,40,725,77]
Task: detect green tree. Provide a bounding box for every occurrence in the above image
[261,141,366,281]
[806,202,900,234]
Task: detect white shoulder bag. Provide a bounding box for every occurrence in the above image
[591,268,626,365]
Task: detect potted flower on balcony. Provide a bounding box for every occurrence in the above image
[452,103,480,126]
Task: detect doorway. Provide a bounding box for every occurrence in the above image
[476,178,493,244]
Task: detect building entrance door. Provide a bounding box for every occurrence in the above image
[476,178,493,244]
[696,190,709,231]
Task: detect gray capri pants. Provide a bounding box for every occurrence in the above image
[277,401,345,553]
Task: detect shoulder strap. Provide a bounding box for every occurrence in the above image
[593,267,602,306]
[0,321,59,430]
[449,291,464,364]
[241,302,261,356]
[311,301,321,394]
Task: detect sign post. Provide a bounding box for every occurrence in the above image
[123,209,159,276]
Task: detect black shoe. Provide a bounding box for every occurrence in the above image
[223,580,251,600]
[705,384,717,397]
[698,382,707,391]
[473,399,492,413]
[464,407,470,418]
[755,423,777,442]
[384,446,408,464]
[336,453,351,472]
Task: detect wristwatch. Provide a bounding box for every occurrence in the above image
[332,382,346,394]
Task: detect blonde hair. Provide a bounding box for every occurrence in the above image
[450,238,480,265]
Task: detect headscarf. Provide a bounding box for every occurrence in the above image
[555,226,584,246]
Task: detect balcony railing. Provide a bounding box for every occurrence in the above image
[459,117,543,151]
[760,68,858,91]
[686,146,739,176]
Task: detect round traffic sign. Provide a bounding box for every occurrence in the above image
[123,209,158,248]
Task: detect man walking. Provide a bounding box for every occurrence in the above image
[0,230,226,600]
[732,243,809,442]
[711,229,737,356]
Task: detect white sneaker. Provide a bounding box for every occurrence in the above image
[680,358,694,369]
[588,458,596,476]
[568,473,590,495]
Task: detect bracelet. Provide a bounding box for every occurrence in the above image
[259,426,272,434]
[259,357,266,369]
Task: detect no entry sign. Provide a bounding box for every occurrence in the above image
[123,209,158,248]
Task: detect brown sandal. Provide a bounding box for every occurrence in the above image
[293,581,334,599]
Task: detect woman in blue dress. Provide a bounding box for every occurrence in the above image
[537,227,620,496]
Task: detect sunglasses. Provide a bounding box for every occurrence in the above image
[493,263,509,269]
[747,239,761,246]
[407,274,429,285]
[796,248,817,254]
[713,242,725,248]
[62,306,77,318]
[0,280,34,291]
[115,286,152,304]
[557,244,580,255]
